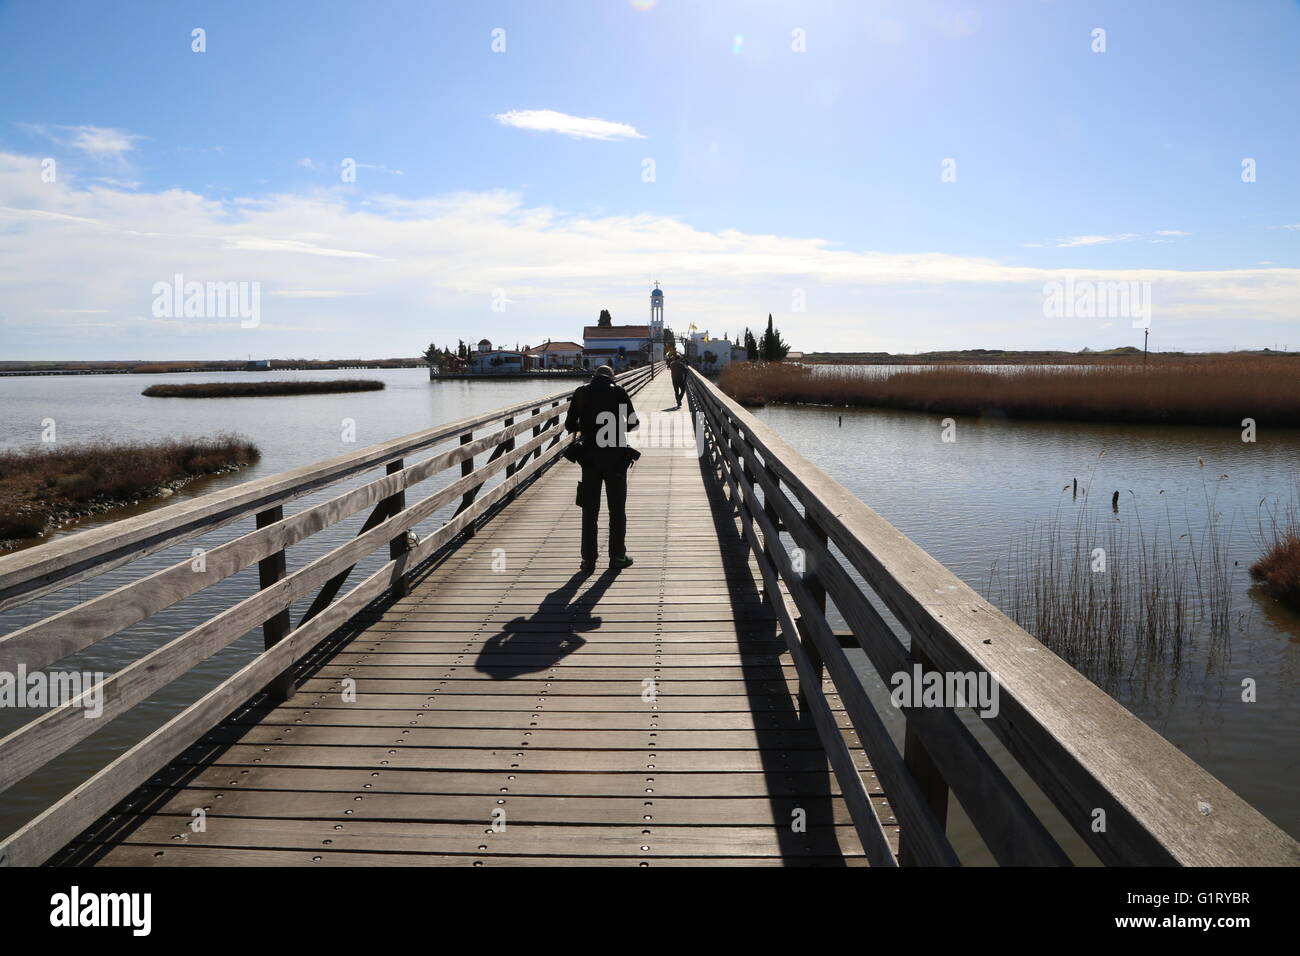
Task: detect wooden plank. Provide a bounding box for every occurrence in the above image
[72,844,869,867]
[135,766,873,799]
[105,788,885,826]
[164,744,867,774]
[65,815,869,859]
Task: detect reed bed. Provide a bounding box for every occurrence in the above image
[142,379,385,398]
[988,473,1234,691]
[0,435,260,545]
[720,356,1300,426]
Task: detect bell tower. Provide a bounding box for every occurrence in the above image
[649,282,664,360]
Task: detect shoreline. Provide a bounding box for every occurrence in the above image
[0,438,260,551]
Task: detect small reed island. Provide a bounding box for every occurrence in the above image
[0,435,260,549]
[1251,507,1300,611]
[142,379,385,398]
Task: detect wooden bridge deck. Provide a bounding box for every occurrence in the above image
[53,374,886,866]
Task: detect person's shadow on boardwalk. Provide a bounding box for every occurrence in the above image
[475,569,618,679]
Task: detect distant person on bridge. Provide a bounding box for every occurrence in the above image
[565,365,640,573]
[670,356,686,408]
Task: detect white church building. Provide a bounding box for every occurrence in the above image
[581,283,666,371]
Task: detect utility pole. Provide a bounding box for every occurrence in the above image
[1143,327,1149,365]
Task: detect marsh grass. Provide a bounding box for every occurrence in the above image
[720,356,1300,426]
[988,465,1235,692]
[0,435,260,545]
[142,379,385,398]
[1250,484,1300,610]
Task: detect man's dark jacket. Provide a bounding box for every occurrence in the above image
[565,376,639,465]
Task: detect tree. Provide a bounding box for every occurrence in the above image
[744,328,758,361]
[422,342,439,366]
[663,327,677,356]
[598,309,613,327]
[760,314,789,362]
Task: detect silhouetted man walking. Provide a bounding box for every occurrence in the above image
[565,365,640,573]
[670,357,686,407]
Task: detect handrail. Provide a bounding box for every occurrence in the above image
[0,364,658,867]
[0,366,651,614]
[686,366,1299,867]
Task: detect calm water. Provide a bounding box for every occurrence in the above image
[1,368,1296,861]
[751,399,1300,860]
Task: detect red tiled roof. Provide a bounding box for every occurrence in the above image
[526,341,583,353]
[583,326,651,339]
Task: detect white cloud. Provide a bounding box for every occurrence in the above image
[493,110,645,141]
[18,123,143,161]
[222,236,379,259]
[1,149,1298,357]
[268,289,363,298]
[1054,234,1140,248]
[0,205,102,226]
[1154,229,1190,236]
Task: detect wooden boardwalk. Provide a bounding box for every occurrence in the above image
[52,374,883,866]
[5,362,1295,868]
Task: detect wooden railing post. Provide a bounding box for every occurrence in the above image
[546,400,563,450]
[255,506,294,703]
[456,432,477,538]
[899,643,950,865]
[531,406,542,463]
[797,516,828,711]
[501,417,517,477]
[385,459,410,598]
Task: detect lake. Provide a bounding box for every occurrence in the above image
[750,397,1300,860]
[1,366,1296,860]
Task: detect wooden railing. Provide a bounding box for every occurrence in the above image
[0,364,657,867]
[686,367,1299,867]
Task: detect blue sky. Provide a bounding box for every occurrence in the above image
[1,0,1298,359]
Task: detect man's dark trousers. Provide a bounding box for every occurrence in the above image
[580,454,628,563]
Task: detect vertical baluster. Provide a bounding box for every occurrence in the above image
[501,417,516,477]
[798,515,828,710]
[531,406,542,462]
[457,431,476,538]
[899,643,950,865]
[255,506,294,703]
[385,459,410,598]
